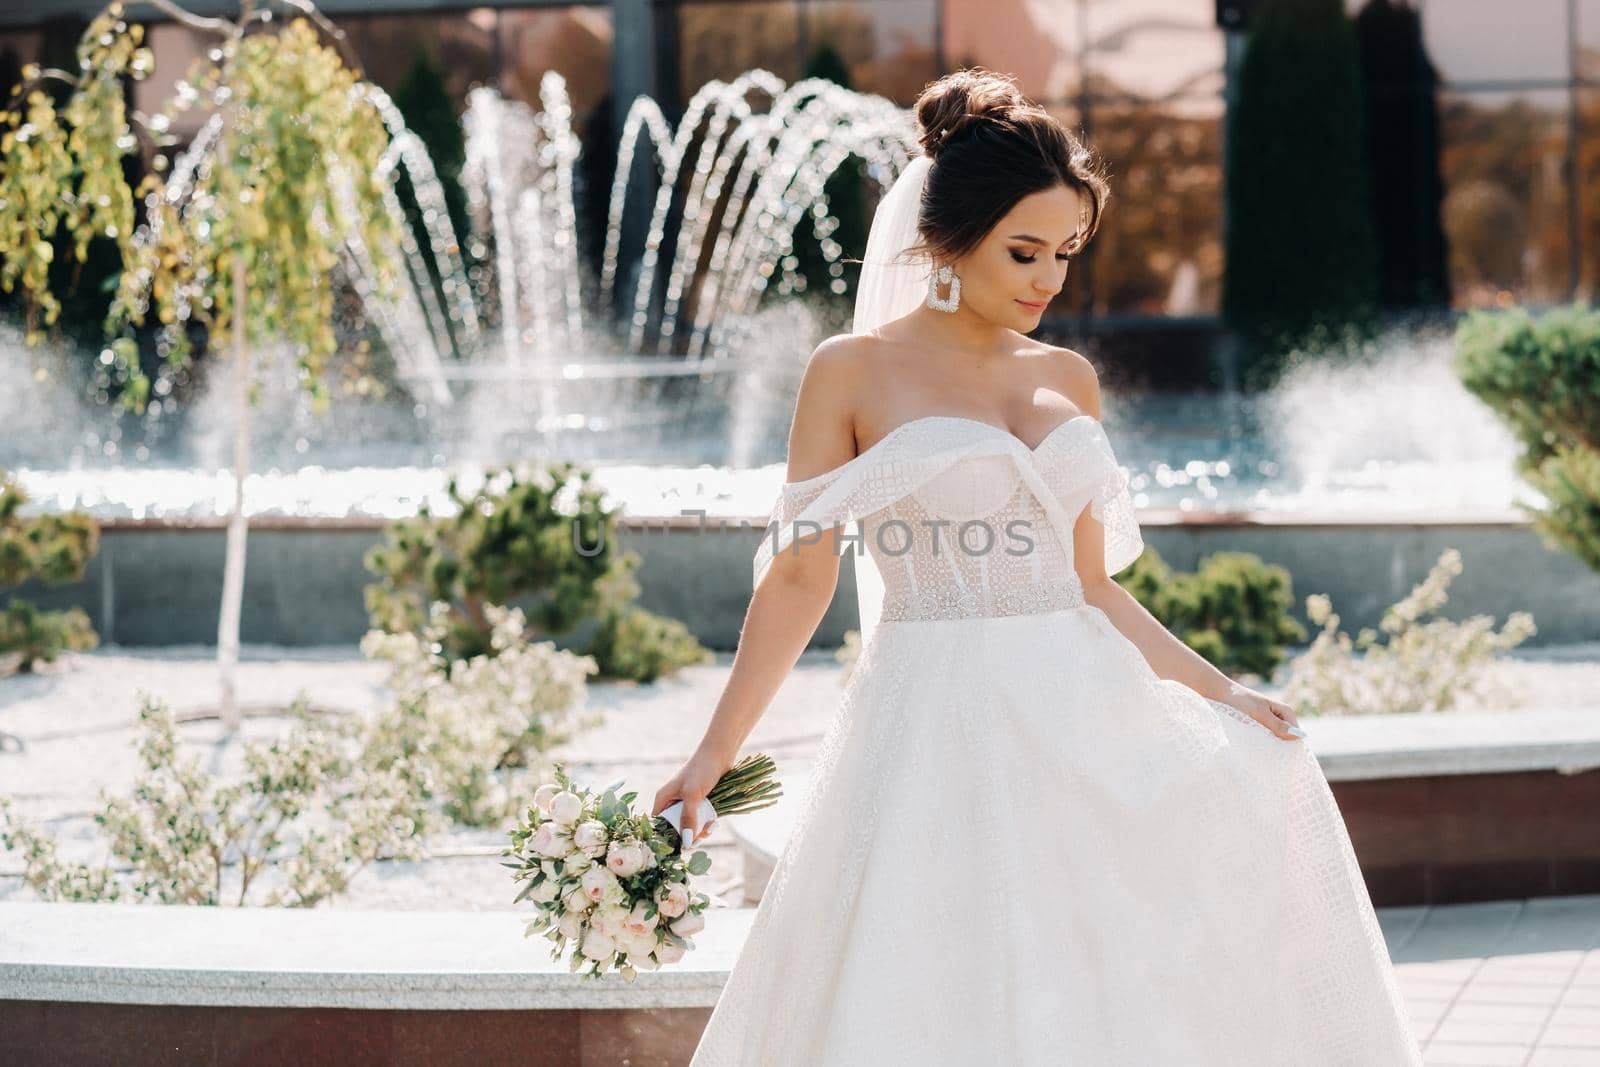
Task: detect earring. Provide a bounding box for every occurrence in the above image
[926,263,961,313]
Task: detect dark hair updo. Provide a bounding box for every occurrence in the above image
[907,68,1109,265]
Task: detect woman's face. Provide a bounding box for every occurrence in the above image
[946,182,1084,331]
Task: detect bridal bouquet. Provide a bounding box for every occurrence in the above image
[503,754,782,981]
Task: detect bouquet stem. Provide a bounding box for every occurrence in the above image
[653,753,783,850]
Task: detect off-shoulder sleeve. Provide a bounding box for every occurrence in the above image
[1084,435,1144,577]
[750,419,1020,593]
[752,467,851,592]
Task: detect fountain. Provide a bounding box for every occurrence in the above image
[9,67,1592,652]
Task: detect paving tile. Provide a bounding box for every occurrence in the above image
[1460,982,1572,1005]
[1540,1022,1600,1047]
[1440,1003,1552,1024]
[1527,1049,1600,1066]
[1395,902,1526,965]
[1432,1016,1548,1045]
[1421,1042,1533,1066]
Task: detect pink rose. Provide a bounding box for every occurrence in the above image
[656,881,690,918]
[580,865,618,903]
[606,840,646,878]
[623,901,659,937]
[670,909,705,938]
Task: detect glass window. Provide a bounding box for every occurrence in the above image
[336,12,497,107]
[1079,96,1225,315]
[942,0,1083,105]
[1577,89,1600,301]
[804,0,938,105]
[496,8,614,120]
[1084,0,1225,103]
[1438,88,1572,306]
[676,2,803,96]
[1421,0,1568,86]
[1577,0,1600,82]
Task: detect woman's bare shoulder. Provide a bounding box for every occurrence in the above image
[783,334,879,482]
[1029,341,1102,418]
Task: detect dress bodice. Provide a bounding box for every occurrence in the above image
[754,414,1143,623]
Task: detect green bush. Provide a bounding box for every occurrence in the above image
[1454,303,1600,571]
[1115,546,1307,680]
[364,462,708,682]
[0,471,99,672]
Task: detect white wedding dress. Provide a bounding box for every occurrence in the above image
[689,411,1424,1066]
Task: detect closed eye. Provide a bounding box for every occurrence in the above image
[1011,251,1072,264]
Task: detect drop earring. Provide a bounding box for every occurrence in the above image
[926,263,961,313]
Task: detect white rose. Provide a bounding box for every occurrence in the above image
[562,885,592,914]
[670,909,706,938]
[580,866,619,903]
[531,823,572,858]
[573,820,610,856]
[618,929,657,961]
[623,900,659,938]
[656,882,690,918]
[628,948,661,971]
[533,783,560,814]
[528,877,559,903]
[563,854,593,877]
[590,904,629,937]
[606,840,646,878]
[655,940,686,965]
[556,910,586,940]
[549,791,583,825]
[580,928,616,961]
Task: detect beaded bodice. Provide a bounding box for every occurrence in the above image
[754,414,1143,624]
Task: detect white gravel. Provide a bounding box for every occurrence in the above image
[0,644,852,910]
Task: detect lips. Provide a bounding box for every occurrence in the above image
[1016,299,1047,312]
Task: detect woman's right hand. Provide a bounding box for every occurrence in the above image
[652,750,729,846]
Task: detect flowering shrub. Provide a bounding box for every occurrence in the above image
[361,602,600,826]
[1282,548,1536,715]
[0,695,438,905]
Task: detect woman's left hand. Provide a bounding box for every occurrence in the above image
[1223,682,1306,741]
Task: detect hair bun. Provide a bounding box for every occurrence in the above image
[915,68,1030,159]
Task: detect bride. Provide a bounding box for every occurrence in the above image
[652,67,1424,1065]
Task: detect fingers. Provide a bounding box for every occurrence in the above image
[1248,702,1302,741]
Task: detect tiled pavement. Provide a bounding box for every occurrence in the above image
[1382,895,1600,1065]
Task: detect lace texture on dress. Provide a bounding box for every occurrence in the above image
[752,415,1143,622]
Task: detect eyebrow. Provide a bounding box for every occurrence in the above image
[1008,233,1078,248]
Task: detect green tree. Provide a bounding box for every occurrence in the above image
[1455,304,1600,573]
[1353,0,1450,309]
[0,2,401,729]
[1222,0,1379,387]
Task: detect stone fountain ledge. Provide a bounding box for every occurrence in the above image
[0,901,753,1010]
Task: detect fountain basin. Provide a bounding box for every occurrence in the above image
[2,509,1596,649]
